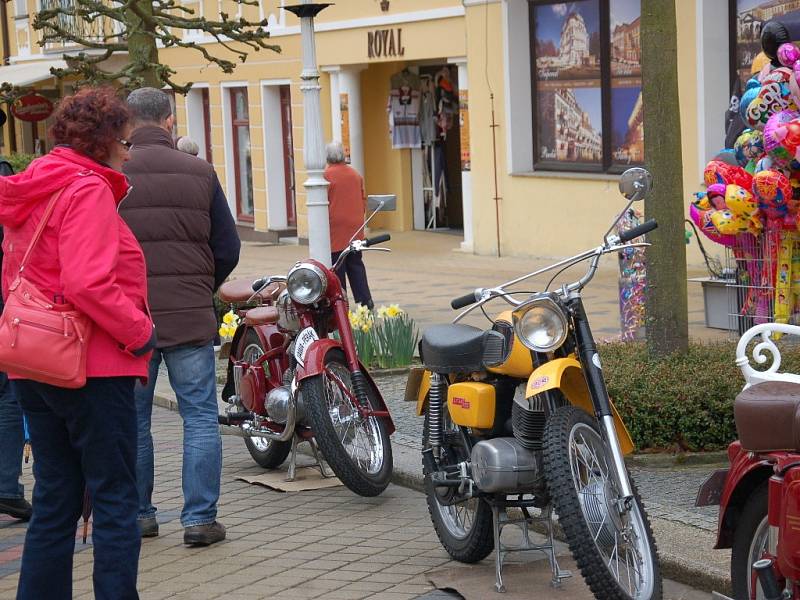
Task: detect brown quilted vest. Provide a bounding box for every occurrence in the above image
[120,126,216,348]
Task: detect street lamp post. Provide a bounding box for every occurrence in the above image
[285,2,333,266]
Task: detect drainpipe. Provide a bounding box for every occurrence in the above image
[0,1,17,153]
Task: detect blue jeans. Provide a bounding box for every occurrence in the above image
[0,372,24,499]
[136,343,221,528]
[13,377,140,600]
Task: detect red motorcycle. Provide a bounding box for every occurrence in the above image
[216,200,395,497]
[697,323,800,600]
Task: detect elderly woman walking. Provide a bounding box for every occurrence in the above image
[324,140,375,309]
[0,87,156,600]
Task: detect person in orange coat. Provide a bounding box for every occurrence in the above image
[324,141,374,309]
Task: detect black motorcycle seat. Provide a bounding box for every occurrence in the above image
[735,381,800,452]
[420,324,505,374]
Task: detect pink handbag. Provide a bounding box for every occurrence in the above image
[0,189,92,388]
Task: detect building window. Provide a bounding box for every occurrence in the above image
[529,0,643,173]
[730,0,800,89]
[15,0,27,17]
[230,87,254,221]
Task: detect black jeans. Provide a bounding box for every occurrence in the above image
[332,250,374,309]
[13,377,140,600]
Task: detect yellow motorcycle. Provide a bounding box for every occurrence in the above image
[406,168,662,599]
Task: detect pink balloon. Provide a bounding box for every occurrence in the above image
[779,43,800,67]
[689,202,736,247]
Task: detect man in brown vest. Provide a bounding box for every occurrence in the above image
[121,88,240,547]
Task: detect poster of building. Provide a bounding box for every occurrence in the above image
[611,85,644,165]
[734,1,800,86]
[538,87,603,164]
[535,1,601,81]
[610,0,641,78]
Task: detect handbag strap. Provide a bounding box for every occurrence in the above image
[18,188,64,274]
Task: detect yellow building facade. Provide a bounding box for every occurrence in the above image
[0,0,766,264]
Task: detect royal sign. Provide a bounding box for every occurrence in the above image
[367,28,405,59]
[12,93,54,122]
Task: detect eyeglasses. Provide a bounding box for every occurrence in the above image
[117,138,133,150]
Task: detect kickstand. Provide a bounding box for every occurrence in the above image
[286,434,300,482]
[309,437,334,478]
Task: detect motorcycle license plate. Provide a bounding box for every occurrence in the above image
[294,327,319,367]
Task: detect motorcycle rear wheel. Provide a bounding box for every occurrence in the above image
[422,411,493,563]
[543,406,662,600]
[238,329,292,469]
[731,482,777,600]
[303,349,392,497]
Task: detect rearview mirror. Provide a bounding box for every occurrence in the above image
[367,194,397,212]
[618,168,653,201]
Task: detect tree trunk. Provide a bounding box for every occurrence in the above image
[126,0,161,88]
[641,0,689,357]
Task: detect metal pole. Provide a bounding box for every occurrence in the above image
[285,3,332,266]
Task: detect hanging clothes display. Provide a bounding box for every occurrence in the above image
[419,75,438,145]
[387,69,422,149]
[434,66,457,139]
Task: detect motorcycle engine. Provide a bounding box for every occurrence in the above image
[471,437,539,493]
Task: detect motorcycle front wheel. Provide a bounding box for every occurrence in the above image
[303,349,392,497]
[422,410,493,563]
[543,406,662,600]
[238,329,292,469]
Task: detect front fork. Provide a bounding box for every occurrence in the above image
[568,295,635,507]
[332,299,373,406]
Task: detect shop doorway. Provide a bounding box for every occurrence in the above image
[411,64,463,233]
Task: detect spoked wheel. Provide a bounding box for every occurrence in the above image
[543,406,662,600]
[303,349,392,496]
[731,483,783,600]
[422,409,493,563]
[238,329,292,469]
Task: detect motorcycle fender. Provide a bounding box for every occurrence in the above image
[413,369,432,416]
[525,357,635,456]
[714,441,774,549]
[295,339,395,435]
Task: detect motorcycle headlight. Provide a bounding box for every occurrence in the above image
[512,295,568,353]
[287,262,327,305]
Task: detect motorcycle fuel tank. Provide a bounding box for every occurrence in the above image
[471,437,539,493]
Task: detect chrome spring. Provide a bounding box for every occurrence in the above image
[428,373,446,457]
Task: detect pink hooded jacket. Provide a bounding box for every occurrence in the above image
[0,147,154,379]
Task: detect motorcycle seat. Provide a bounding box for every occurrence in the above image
[218,279,283,304]
[244,306,280,326]
[735,381,800,452]
[420,324,505,374]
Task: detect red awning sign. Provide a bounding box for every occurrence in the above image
[11,93,53,122]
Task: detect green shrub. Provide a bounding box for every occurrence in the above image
[2,153,36,174]
[600,339,800,452]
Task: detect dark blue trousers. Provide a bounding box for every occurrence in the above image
[13,377,140,600]
[332,249,374,309]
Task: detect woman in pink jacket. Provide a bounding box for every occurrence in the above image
[0,87,155,600]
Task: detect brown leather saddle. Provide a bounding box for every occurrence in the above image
[735,381,800,452]
[218,278,284,304]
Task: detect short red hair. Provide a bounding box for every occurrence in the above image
[49,87,129,162]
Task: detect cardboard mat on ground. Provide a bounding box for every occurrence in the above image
[236,467,342,492]
[426,557,589,600]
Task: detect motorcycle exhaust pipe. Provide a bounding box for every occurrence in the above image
[753,558,784,600]
[218,387,298,443]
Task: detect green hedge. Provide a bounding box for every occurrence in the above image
[599,340,800,452]
[1,153,36,174]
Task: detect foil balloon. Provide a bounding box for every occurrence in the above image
[703,160,753,190]
[711,209,754,235]
[777,43,800,105]
[740,78,762,123]
[764,109,800,166]
[734,129,765,170]
[689,195,736,247]
[752,169,797,229]
[744,67,798,129]
[725,184,762,234]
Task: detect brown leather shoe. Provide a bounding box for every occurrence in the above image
[138,516,159,538]
[184,521,226,546]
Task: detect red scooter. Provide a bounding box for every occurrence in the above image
[697,323,800,599]
[216,198,396,497]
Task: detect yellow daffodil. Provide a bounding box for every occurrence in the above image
[222,311,236,325]
[361,324,370,333]
[377,305,388,319]
[385,304,403,318]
